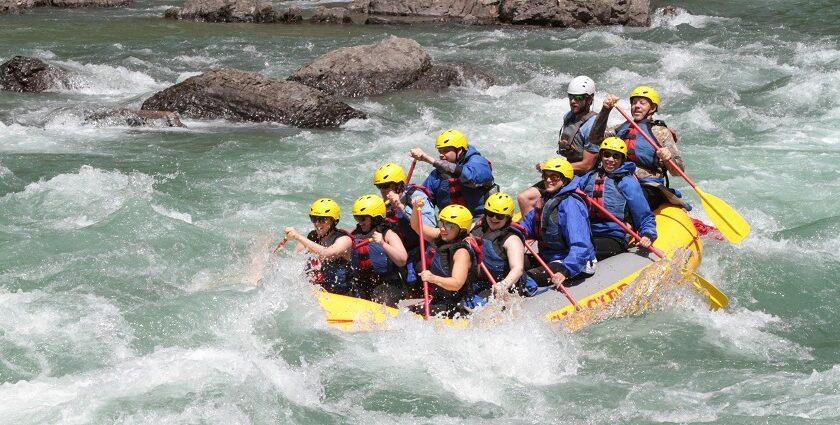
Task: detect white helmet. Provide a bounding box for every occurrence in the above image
[567,76,595,96]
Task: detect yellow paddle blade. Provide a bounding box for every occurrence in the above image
[695,187,751,244]
[689,271,728,310]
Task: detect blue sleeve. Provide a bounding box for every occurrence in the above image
[559,198,594,277]
[458,155,494,186]
[408,191,437,227]
[580,115,600,153]
[423,172,442,204]
[516,209,537,239]
[620,178,658,240]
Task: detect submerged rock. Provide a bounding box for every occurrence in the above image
[288,37,432,97]
[85,109,186,128]
[0,56,72,93]
[165,0,275,23]
[407,63,496,91]
[141,68,366,128]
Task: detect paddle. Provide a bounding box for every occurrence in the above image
[614,106,750,244]
[521,240,582,311]
[417,208,431,320]
[405,159,416,184]
[575,188,728,310]
[272,236,289,254]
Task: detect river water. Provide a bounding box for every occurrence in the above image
[2,1,839,423]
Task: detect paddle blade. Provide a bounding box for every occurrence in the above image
[690,271,728,310]
[695,187,751,244]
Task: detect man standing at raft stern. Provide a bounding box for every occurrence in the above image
[517,158,597,290]
[591,86,687,210]
[409,129,496,217]
[518,75,600,215]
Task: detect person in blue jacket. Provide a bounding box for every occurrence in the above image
[409,129,496,217]
[578,137,658,260]
[517,158,597,289]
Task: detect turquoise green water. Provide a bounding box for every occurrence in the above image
[2,1,840,423]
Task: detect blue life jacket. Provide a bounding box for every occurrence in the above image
[306,228,353,295]
[422,145,495,216]
[615,120,664,184]
[579,162,658,241]
[351,220,401,292]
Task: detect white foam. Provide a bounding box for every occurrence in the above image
[1,166,155,230]
[0,346,321,425]
[50,60,165,96]
[650,7,731,28]
[151,204,193,224]
[0,290,135,379]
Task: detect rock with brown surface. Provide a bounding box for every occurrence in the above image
[141,68,366,128]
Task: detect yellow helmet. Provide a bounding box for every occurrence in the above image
[541,157,574,179]
[309,198,340,221]
[373,162,406,185]
[600,137,628,156]
[438,204,473,231]
[629,85,661,109]
[352,194,387,219]
[435,129,468,151]
[484,192,515,217]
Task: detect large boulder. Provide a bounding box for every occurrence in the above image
[165,0,275,23]
[499,0,650,27]
[85,109,186,128]
[49,0,129,7]
[406,63,496,91]
[288,37,432,97]
[0,56,72,93]
[310,6,353,24]
[350,0,499,24]
[351,0,651,27]
[140,68,366,128]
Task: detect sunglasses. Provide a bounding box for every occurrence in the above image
[310,216,330,224]
[485,211,509,220]
[601,150,624,160]
[568,94,588,101]
[542,172,564,182]
[375,183,394,190]
[438,221,460,231]
[353,215,371,222]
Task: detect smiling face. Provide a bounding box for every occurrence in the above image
[310,216,335,236]
[630,96,656,121]
[541,171,566,193]
[600,149,625,172]
[484,211,509,231]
